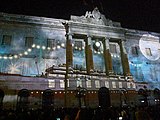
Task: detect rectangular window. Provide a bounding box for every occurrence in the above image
[105,81,109,88]
[47,39,55,48]
[145,48,152,56]
[77,80,82,87]
[74,40,83,50]
[131,46,138,55]
[48,79,55,88]
[95,80,100,88]
[119,82,123,88]
[86,80,92,88]
[1,35,12,46]
[109,44,117,53]
[25,37,33,47]
[67,79,70,87]
[60,80,65,88]
[112,82,116,88]
[127,82,131,88]
[132,83,136,88]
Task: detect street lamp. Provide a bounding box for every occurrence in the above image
[138,86,150,106]
[153,88,160,105]
[119,88,127,107]
[75,86,87,108]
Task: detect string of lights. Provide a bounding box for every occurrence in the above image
[0,42,66,60]
[0,42,122,59]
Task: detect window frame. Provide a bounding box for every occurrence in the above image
[1,35,12,46]
[47,39,56,48]
[25,37,34,47]
[48,79,55,88]
[145,48,152,56]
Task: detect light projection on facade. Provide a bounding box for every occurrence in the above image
[92,40,105,72]
[73,39,86,70]
[128,33,160,88]
[139,34,160,61]
[110,42,123,75]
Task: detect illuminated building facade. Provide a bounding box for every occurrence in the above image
[0,8,160,109]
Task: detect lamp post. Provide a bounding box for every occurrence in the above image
[63,22,69,108]
[138,86,150,107]
[75,86,87,108]
[119,88,127,107]
[154,88,160,105]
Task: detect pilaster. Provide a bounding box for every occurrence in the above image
[119,40,130,76]
[103,38,113,75]
[85,35,94,74]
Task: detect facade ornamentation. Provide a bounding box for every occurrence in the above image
[0,9,160,109]
[71,7,121,27]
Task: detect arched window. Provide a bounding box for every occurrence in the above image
[17,89,30,110]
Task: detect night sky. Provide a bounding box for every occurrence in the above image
[0,0,160,33]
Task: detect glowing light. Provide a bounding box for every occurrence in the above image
[24,51,28,55]
[27,48,32,52]
[47,47,51,50]
[32,44,36,48]
[95,41,101,47]
[3,56,7,59]
[36,91,38,94]
[9,56,13,59]
[61,43,65,47]
[52,47,56,50]
[79,48,81,50]
[75,46,78,49]
[57,45,61,49]
[82,46,85,49]
[72,44,74,47]
[36,45,40,49]
[31,92,33,94]
[0,56,2,59]
[19,53,23,56]
[14,55,18,58]
[41,92,43,94]
[8,62,21,73]
[42,46,46,50]
[97,52,100,54]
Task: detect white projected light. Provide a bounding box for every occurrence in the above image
[95,41,101,47]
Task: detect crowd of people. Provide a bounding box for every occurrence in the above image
[0,105,160,120]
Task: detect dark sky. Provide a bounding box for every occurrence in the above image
[0,0,160,33]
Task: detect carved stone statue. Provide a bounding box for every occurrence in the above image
[70,7,121,27]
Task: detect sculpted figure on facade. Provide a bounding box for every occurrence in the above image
[70,7,121,26]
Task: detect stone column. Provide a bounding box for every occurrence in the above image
[85,35,94,74]
[103,38,113,75]
[119,40,130,76]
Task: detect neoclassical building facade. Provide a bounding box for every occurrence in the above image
[0,8,160,109]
